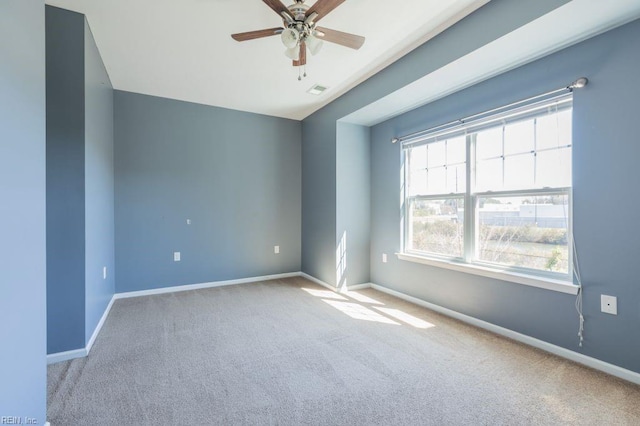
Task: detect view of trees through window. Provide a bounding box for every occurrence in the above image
[476,195,568,273]
[409,195,568,273]
[405,95,572,277]
[410,199,464,258]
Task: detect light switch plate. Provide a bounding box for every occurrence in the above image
[174,252,181,262]
[274,245,280,254]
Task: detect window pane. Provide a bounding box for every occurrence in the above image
[504,120,534,155]
[410,145,427,170]
[427,141,446,168]
[410,198,464,258]
[536,114,557,150]
[476,157,503,192]
[408,146,426,196]
[427,167,447,194]
[408,139,466,196]
[536,148,571,188]
[409,169,426,196]
[557,110,572,147]
[504,153,535,190]
[447,136,466,164]
[477,195,569,273]
[537,110,572,150]
[446,164,466,194]
[476,127,502,159]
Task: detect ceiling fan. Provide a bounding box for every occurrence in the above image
[231,0,365,79]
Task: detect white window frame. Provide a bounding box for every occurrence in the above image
[399,93,577,294]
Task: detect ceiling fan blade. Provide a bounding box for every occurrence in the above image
[315,27,365,50]
[293,42,307,66]
[306,0,346,22]
[262,0,290,16]
[231,27,284,42]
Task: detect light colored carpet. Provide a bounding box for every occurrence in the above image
[47,277,640,425]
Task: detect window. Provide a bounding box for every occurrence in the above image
[403,94,572,280]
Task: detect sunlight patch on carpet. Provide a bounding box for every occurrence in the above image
[374,307,435,329]
[343,291,385,305]
[301,288,348,300]
[322,300,400,325]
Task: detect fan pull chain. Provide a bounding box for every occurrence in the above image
[296,63,308,81]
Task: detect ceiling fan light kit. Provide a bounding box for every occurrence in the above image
[307,33,323,56]
[281,28,300,49]
[285,46,300,61]
[231,0,365,80]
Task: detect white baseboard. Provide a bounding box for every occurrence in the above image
[86,295,115,353]
[299,272,334,290]
[114,272,300,300]
[353,282,375,291]
[48,296,116,365]
[369,283,640,386]
[47,348,87,365]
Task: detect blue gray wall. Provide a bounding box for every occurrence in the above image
[302,0,569,287]
[0,0,47,421]
[84,20,115,344]
[369,18,640,373]
[336,122,371,287]
[302,115,337,285]
[46,6,115,353]
[46,6,86,354]
[114,91,301,292]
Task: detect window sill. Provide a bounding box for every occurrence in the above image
[396,252,578,295]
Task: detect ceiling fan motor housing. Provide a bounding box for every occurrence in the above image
[288,1,309,21]
[285,1,316,46]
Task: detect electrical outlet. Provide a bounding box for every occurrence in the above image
[601,294,617,315]
[186,219,191,225]
[274,245,280,254]
[382,253,388,263]
[174,252,181,262]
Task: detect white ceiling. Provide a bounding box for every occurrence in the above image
[44,0,488,120]
[43,0,640,123]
